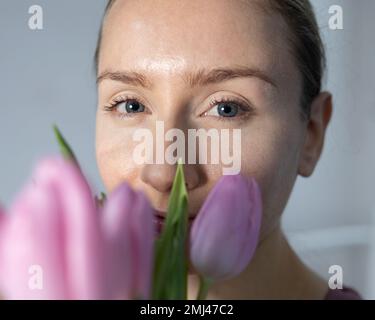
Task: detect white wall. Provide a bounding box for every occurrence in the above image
[283,0,375,298]
[0,0,106,203]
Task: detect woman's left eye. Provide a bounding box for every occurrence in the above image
[203,98,252,119]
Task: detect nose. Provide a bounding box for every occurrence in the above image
[141,163,201,193]
[139,108,203,196]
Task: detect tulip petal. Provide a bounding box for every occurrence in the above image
[102,183,154,299]
[232,177,262,276]
[132,191,154,299]
[0,204,7,294]
[0,204,5,249]
[101,183,134,299]
[0,183,67,299]
[32,157,105,299]
[190,175,262,280]
[0,204,4,229]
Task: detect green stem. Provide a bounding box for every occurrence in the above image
[196,276,212,300]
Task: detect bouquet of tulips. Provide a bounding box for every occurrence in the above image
[0,126,262,300]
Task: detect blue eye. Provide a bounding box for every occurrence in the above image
[204,97,252,120]
[104,95,148,118]
[104,95,253,121]
[118,99,145,113]
[216,103,239,117]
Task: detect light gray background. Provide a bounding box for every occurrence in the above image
[0,1,374,298]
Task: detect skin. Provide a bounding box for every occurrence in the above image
[96,0,333,299]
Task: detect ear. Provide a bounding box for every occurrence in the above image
[298,92,333,177]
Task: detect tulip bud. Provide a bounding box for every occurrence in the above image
[101,183,155,299]
[0,204,4,236]
[0,204,6,292]
[0,156,156,300]
[190,175,262,281]
[0,157,105,299]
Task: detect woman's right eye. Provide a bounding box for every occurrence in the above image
[117,99,146,113]
[104,96,148,118]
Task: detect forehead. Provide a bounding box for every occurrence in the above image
[99,0,296,87]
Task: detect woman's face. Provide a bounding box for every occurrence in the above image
[96,0,307,237]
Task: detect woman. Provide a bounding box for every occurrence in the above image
[94,0,360,299]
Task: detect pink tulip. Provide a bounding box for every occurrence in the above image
[101,183,155,299]
[0,156,155,300]
[190,175,262,281]
[0,204,4,236]
[0,205,5,282]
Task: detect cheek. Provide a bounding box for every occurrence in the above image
[96,116,141,192]
[240,117,302,236]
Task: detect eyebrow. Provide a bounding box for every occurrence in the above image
[96,65,277,89]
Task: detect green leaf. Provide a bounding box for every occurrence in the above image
[53,125,107,206]
[152,160,189,299]
[53,124,79,167]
